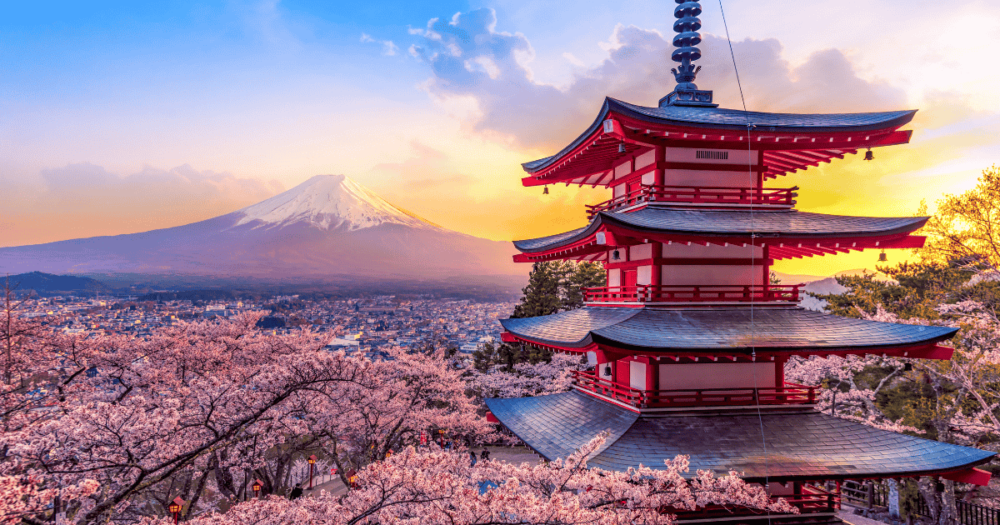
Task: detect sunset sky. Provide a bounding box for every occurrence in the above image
[2,0,999,277]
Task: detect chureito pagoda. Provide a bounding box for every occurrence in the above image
[484,1,995,523]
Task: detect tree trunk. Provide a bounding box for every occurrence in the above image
[918,477,941,523]
[939,479,958,525]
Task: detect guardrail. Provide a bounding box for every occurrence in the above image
[572,371,816,409]
[586,184,797,218]
[583,284,802,304]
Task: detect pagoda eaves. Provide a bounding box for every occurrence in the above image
[521,98,916,187]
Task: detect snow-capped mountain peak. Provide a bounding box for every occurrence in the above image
[234,174,434,231]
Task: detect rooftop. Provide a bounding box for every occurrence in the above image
[485,391,993,480]
[500,307,957,354]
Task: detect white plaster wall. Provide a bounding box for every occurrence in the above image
[663,147,758,165]
[660,265,762,286]
[614,182,626,198]
[662,243,764,259]
[658,363,776,390]
[629,361,647,390]
[607,269,621,287]
[630,243,654,260]
[635,150,656,170]
[641,171,656,185]
[614,159,633,179]
[662,169,758,187]
[637,266,652,285]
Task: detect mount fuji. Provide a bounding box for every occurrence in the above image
[0,175,522,283]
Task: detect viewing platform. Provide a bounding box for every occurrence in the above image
[572,370,816,410]
[586,184,797,218]
[583,284,802,306]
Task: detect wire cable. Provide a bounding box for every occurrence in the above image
[717,1,773,522]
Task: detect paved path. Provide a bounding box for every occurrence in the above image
[838,506,893,525]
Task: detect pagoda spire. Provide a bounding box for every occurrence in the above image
[659,0,717,108]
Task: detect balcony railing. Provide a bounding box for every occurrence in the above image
[572,371,817,409]
[583,284,802,305]
[673,485,839,523]
[586,184,797,218]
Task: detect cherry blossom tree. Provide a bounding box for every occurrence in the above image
[0,308,491,524]
[141,436,795,525]
[472,353,581,399]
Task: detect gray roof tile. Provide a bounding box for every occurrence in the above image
[486,391,993,480]
[513,208,928,252]
[500,307,957,352]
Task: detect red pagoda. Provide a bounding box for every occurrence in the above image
[485,2,995,523]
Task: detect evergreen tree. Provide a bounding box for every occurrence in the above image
[561,261,607,310]
[510,262,564,319]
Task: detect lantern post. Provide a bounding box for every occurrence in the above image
[308,454,317,489]
[252,479,263,499]
[168,497,184,525]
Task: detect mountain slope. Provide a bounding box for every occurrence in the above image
[0,175,521,281]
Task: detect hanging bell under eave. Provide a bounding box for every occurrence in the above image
[542,186,549,195]
[878,250,887,262]
[618,143,626,154]
[864,149,874,161]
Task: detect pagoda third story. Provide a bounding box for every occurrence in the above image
[485,1,995,523]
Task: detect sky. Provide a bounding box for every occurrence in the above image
[2,0,999,277]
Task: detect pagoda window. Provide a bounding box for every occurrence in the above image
[663,147,758,165]
[657,362,776,391]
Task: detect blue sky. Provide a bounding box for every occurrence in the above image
[2,0,999,276]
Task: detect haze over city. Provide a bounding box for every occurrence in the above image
[4,0,999,277]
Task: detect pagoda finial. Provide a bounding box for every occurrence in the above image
[659,0,717,108]
[670,0,702,89]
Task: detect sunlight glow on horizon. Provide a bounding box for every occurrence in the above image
[2,0,998,278]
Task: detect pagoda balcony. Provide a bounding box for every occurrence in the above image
[586,184,797,219]
[674,484,839,524]
[583,284,802,306]
[571,371,817,410]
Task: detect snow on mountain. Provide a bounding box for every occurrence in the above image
[0,174,522,281]
[234,175,434,231]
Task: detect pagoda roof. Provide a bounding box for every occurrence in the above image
[524,99,916,173]
[512,208,927,261]
[520,98,916,186]
[500,307,957,355]
[485,391,993,480]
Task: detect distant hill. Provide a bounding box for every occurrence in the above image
[4,272,110,294]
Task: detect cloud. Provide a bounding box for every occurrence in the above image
[409,10,908,150]
[361,33,399,56]
[1,164,283,247]
[370,142,475,191]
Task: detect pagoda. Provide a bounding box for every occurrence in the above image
[485,2,995,523]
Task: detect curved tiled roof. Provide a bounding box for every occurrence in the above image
[522,97,917,173]
[513,208,928,253]
[500,307,957,352]
[485,391,993,479]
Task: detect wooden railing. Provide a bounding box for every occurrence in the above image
[586,184,797,218]
[673,485,838,522]
[583,284,802,304]
[572,371,817,409]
